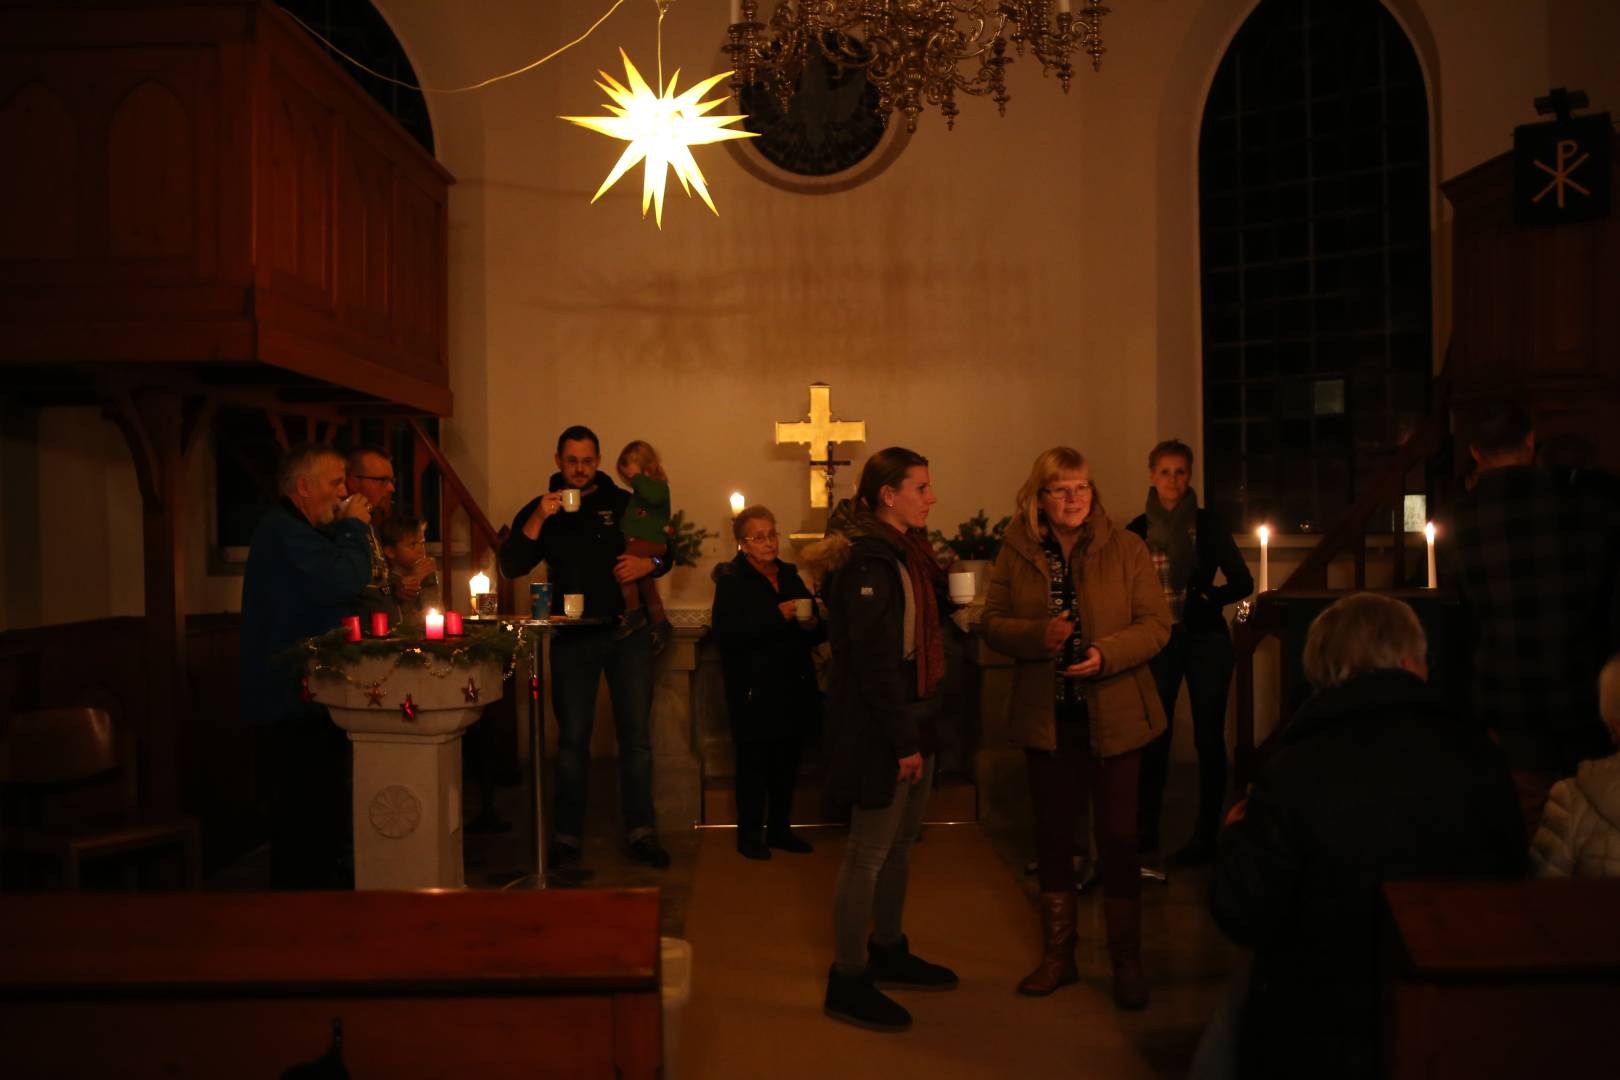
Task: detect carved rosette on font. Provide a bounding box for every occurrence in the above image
[369,784,423,839]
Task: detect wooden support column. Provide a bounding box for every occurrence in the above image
[101,383,214,818]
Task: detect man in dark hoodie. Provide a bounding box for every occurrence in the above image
[498,425,674,870]
[1210,592,1525,1079]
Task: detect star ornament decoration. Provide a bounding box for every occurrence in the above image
[561,49,757,227]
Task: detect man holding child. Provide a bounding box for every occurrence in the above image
[498,424,675,870]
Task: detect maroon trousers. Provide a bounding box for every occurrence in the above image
[1026,708,1142,898]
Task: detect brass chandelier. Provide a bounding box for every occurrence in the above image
[723,0,1111,133]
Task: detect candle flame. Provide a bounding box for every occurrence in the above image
[469,572,491,595]
[1424,522,1436,542]
[1257,525,1270,543]
[426,608,440,618]
[729,491,746,514]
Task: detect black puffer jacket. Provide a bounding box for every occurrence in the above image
[803,502,945,810]
[1212,669,1525,1080]
[711,552,825,743]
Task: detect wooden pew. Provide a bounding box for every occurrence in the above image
[1382,879,1620,1078]
[0,888,662,1078]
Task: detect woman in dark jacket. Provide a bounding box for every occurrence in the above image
[1125,438,1253,865]
[802,447,958,1034]
[711,505,824,860]
[1211,593,1524,1080]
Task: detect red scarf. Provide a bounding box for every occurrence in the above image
[883,523,947,699]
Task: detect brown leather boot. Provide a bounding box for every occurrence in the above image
[1016,891,1079,996]
[1104,896,1149,1010]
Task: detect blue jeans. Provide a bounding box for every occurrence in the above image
[832,755,935,973]
[549,625,656,847]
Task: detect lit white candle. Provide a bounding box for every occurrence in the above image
[1257,524,1270,594]
[424,608,445,640]
[1424,522,1437,589]
[469,571,490,597]
[730,491,746,516]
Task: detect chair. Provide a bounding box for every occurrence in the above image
[0,707,200,890]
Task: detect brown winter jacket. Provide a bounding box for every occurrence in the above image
[981,506,1171,757]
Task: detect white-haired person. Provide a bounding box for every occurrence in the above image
[1208,592,1524,1080]
[1531,654,1620,877]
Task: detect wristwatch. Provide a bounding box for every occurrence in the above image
[650,554,665,573]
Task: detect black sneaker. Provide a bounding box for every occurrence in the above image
[737,836,771,861]
[823,965,911,1032]
[650,618,674,655]
[548,841,582,868]
[628,836,670,869]
[867,935,958,991]
[767,830,813,854]
[612,609,648,641]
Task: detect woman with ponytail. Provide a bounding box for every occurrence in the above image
[802,447,959,1033]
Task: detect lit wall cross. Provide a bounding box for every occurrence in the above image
[775,383,866,509]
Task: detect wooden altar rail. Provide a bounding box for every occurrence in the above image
[1232,372,1452,786]
[1382,879,1620,1078]
[0,888,663,1078]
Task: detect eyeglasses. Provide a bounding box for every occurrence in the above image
[1041,484,1092,502]
[743,531,779,544]
[351,473,396,486]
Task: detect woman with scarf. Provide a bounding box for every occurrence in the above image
[1125,439,1253,866]
[803,447,958,1033]
[983,446,1170,1009]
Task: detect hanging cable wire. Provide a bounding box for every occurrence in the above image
[277,0,629,94]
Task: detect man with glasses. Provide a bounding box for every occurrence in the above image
[345,444,402,625]
[499,425,675,870]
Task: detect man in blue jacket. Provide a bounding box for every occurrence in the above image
[241,442,374,889]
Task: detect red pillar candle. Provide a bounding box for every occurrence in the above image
[424,609,445,640]
[369,611,390,638]
[342,615,362,642]
[445,611,464,637]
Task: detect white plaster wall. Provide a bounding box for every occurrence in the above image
[5,0,1618,627]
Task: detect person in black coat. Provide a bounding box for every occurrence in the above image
[1210,593,1525,1080]
[1126,438,1253,865]
[711,506,825,860]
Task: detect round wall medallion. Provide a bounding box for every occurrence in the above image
[725,40,910,194]
[369,785,422,839]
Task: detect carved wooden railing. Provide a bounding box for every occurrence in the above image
[1231,370,1453,786]
[403,418,515,618]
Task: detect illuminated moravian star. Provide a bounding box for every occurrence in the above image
[561,49,758,227]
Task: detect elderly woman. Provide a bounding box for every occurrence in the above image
[1126,438,1253,865]
[711,505,824,861]
[1211,593,1523,1079]
[1529,654,1620,877]
[982,446,1170,1010]
[804,447,958,1033]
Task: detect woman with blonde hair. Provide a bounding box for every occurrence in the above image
[982,446,1171,1009]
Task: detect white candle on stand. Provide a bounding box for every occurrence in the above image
[424,608,445,640]
[1257,524,1270,594]
[1058,0,1072,13]
[730,0,741,24]
[1424,522,1437,589]
[730,491,746,516]
[469,571,490,597]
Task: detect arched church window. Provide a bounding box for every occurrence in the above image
[277,0,434,154]
[1199,0,1431,534]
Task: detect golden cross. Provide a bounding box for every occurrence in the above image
[775,383,866,509]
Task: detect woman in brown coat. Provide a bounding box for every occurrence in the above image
[982,446,1171,1009]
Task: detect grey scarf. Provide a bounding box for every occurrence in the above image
[1145,487,1198,590]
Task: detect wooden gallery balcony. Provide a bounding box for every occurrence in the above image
[0,0,454,414]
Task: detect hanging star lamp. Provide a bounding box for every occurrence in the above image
[561,4,756,227]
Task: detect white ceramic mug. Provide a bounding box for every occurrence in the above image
[793,598,813,622]
[948,570,976,604]
[563,593,585,618]
[559,489,581,512]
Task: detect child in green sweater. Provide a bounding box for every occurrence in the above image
[616,440,672,646]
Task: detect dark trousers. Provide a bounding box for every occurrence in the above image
[1139,624,1235,848]
[269,705,353,890]
[549,625,656,847]
[1027,710,1141,898]
[733,735,802,839]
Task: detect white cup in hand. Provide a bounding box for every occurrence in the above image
[948,571,976,604]
[793,598,813,622]
[563,593,585,618]
[560,489,581,512]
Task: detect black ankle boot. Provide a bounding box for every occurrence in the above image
[823,965,911,1032]
[867,935,958,991]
